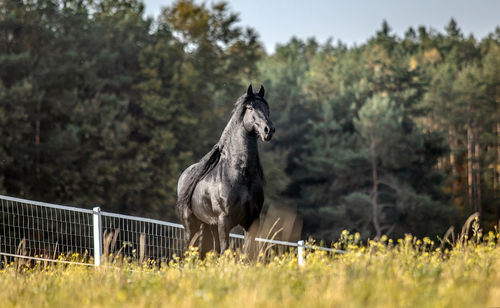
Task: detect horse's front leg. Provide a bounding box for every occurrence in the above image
[243,218,260,261]
[218,215,231,253]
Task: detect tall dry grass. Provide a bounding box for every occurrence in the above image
[1,216,500,308]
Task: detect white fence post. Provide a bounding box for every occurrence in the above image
[297,240,305,266]
[93,206,102,266]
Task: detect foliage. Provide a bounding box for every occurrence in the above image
[0,1,499,241]
[259,21,499,240]
[0,0,260,220]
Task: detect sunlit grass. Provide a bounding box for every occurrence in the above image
[2,219,500,307]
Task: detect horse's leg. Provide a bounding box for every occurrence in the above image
[212,225,221,253]
[199,223,214,258]
[210,225,220,253]
[243,218,260,261]
[181,208,201,251]
[218,215,231,254]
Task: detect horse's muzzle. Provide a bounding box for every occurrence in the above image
[263,125,275,141]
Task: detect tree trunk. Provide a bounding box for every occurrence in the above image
[492,142,497,192]
[467,121,474,213]
[497,124,500,192]
[448,125,459,201]
[496,124,500,222]
[35,101,41,199]
[370,134,382,239]
[474,126,482,218]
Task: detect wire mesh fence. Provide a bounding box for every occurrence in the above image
[100,211,185,262]
[99,212,266,262]
[0,195,93,265]
[0,194,341,267]
[0,195,298,265]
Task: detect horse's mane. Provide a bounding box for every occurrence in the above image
[176,93,264,210]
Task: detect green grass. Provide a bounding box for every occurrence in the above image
[2,223,500,307]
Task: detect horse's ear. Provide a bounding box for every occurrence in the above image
[247,84,253,96]
[258,85,265,98]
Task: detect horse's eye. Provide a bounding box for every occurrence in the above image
[247,106,254,110]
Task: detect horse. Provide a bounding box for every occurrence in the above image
[176,84,275,257]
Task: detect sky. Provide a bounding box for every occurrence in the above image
[143,0,500,53]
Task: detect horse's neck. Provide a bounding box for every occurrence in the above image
[220,122,259,176]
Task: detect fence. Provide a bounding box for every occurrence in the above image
[0,194,342,267]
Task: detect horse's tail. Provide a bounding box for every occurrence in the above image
[176,144,221,210]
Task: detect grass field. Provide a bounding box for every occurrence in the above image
[2,220,500,308]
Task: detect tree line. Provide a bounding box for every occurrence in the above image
[1,0,499,240]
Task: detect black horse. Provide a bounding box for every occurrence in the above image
[177,85,275,257]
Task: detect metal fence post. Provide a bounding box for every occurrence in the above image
[297,240,305,266]
[93,206,102,266]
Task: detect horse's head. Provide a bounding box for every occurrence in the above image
[243,84,275,142]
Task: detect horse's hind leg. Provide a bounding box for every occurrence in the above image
[180,208,201,251]
[199,224,220,258]
[210,225,220,253]
[199,223,214,258]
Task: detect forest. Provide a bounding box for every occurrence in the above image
[0,0,499,241]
